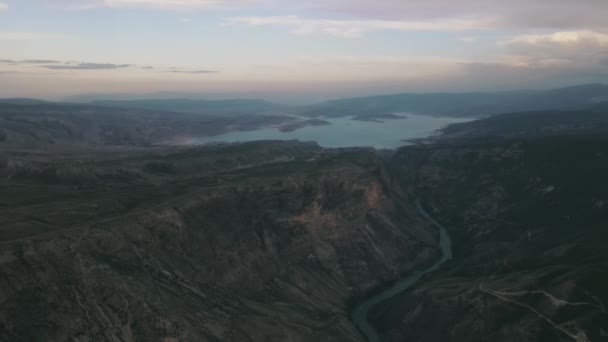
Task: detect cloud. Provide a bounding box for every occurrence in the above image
[169,69,217,73]
[105,0,238,9]
[0,32,64,41]
[0,3,7,11]
[241,55,467,82]
[221,1,607,38]
[456,30,608,88]
[505,31,608,51]
[292,1,608,31]
[226,15,492,37]
[502,31,608,65]
[20,60,62,64]
[461,61,608,89]
[1,59,62,64]
[64,0,265,10]
[0,59,216,74]
[41,63,132,70]
[458,37,477,43]
[68,1,608,32]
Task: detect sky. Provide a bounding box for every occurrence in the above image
[1,0,608,103]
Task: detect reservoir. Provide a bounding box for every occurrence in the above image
[194,114,472,149]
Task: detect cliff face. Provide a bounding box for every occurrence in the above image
[0,141,439,341]
[371,136,608,342]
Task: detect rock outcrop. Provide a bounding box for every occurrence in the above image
[0,141,439,341]
[371,135,608,342]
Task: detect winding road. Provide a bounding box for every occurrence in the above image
[351,201,453,342]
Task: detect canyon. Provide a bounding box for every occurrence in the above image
[1,96,608,341]
[0,141,443,341]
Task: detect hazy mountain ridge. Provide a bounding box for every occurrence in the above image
[0,98,56,106]
[90,98,284,115]
[0,102,294,147]
[301,84,608,118]
[8,84,608,120]
[436,102,608,141]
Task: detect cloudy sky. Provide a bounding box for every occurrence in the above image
[1,0,608,102]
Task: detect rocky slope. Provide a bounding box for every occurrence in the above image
[370,135,608,342]
[0,141,440,341]
[439,103,608,141]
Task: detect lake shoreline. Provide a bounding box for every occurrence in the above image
[192,114,473,149]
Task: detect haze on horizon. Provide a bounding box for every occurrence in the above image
[1,0,608,103]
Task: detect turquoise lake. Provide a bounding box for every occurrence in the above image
[194,114,473,149]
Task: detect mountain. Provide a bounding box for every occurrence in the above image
[0,98,55,105]
[301,84,608,118]
[369,133,608,342]
[90,98,284,115]
[0,141,440,341]
[2,90,608,341]
[437,102,608,140]
[0,102,293,147]
[352,100,608,341]
[2,113,607,341]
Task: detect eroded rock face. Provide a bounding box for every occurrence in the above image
[372,136,608,342]
[0,142,439,341]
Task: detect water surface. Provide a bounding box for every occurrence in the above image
[194,114,472,149]
[351,201,453,342]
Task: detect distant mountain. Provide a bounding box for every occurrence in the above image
[376,131,608,342]
[301,84,608,118]
[90,98,284,115]
[0,98,55,106]
[0,102,293,147]
[439,102,608,140]
[12,83,607,119]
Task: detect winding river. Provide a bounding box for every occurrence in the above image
[351,201,453,342]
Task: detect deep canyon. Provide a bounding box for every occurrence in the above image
[1,96,608,341]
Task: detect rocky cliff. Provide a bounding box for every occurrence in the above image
[371,135,608,342]
[0,141,439,341]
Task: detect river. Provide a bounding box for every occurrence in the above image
[351,201,453,342]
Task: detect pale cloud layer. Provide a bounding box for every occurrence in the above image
[224,0,608,38]
[169,69,217,74]
[0,3,8,11]
[505,31,608,53]
[503,31,608,69]
[0,31,64,41]
[2,0,608,100]
[57,0,608,31]
[43,63,132,70]
[226,16,492,37]
[57,0,266,10]
[230,56,467,83]
[0,59,218,74]
[296,0,608,30]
